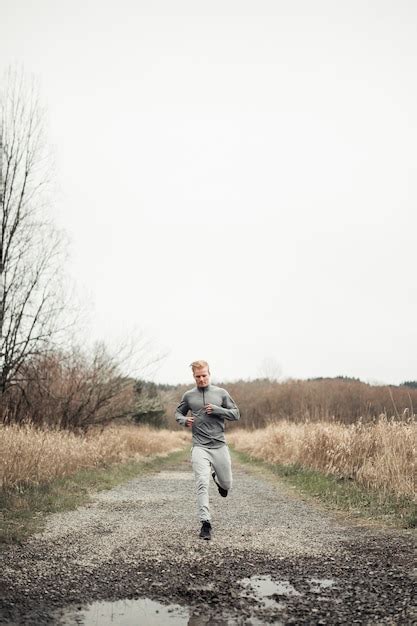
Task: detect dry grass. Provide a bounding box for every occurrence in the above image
[229,417,417,500]
[0,424,190,492]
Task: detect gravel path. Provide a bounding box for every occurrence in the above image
[0,453,416,625]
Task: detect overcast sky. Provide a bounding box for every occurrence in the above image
[2,0,416,384]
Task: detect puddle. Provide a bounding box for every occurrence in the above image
[240,575,300,608]
[58,598,189,625]
[57,577,335,625]
[57,598,262,625]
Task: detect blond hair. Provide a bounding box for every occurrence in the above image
[190,360,209,373]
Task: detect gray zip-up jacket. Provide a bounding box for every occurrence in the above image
[175,384,240,448]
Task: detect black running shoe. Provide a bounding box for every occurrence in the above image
[199,521,212,540]
[212,471,228,497]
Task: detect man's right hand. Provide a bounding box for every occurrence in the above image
[185,416,195,427]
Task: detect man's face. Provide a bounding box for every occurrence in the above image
[193,366,210,388]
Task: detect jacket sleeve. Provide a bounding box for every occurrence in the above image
[175,393,190,427]
[211,390,240,421]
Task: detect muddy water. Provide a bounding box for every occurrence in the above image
[58,598,189,625]
[58,575,336,625]
[58,597,266,625]
[58,575,288,625]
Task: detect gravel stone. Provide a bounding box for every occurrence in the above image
[0,456,416,624]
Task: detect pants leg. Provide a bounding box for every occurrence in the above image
[210,445,233,491]
[191,446,212,522]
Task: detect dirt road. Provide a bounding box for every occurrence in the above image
[0,454,416,625]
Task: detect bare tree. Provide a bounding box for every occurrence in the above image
[11,337,165,430]
[14,344,135,430]
[258,355,282,382]
[0,68,65,405]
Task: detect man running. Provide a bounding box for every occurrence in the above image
[175,360,240,540]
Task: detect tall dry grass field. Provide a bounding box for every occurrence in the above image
[229,418,417,500]
[0,424,189,492]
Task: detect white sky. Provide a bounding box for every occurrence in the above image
[2,0,417,384]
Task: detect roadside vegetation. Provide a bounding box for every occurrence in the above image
[229,418,417,528]
[0,425,189,543]
[0,423,189,491]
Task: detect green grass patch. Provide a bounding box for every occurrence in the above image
[0,448,189,546]
[231,448,417,530]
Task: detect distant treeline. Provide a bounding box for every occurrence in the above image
[160,377,417,429]
[3,361,416,431]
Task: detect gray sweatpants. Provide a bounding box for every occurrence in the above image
[191,445,233,522]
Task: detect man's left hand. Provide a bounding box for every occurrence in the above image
[205,404,213,414]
